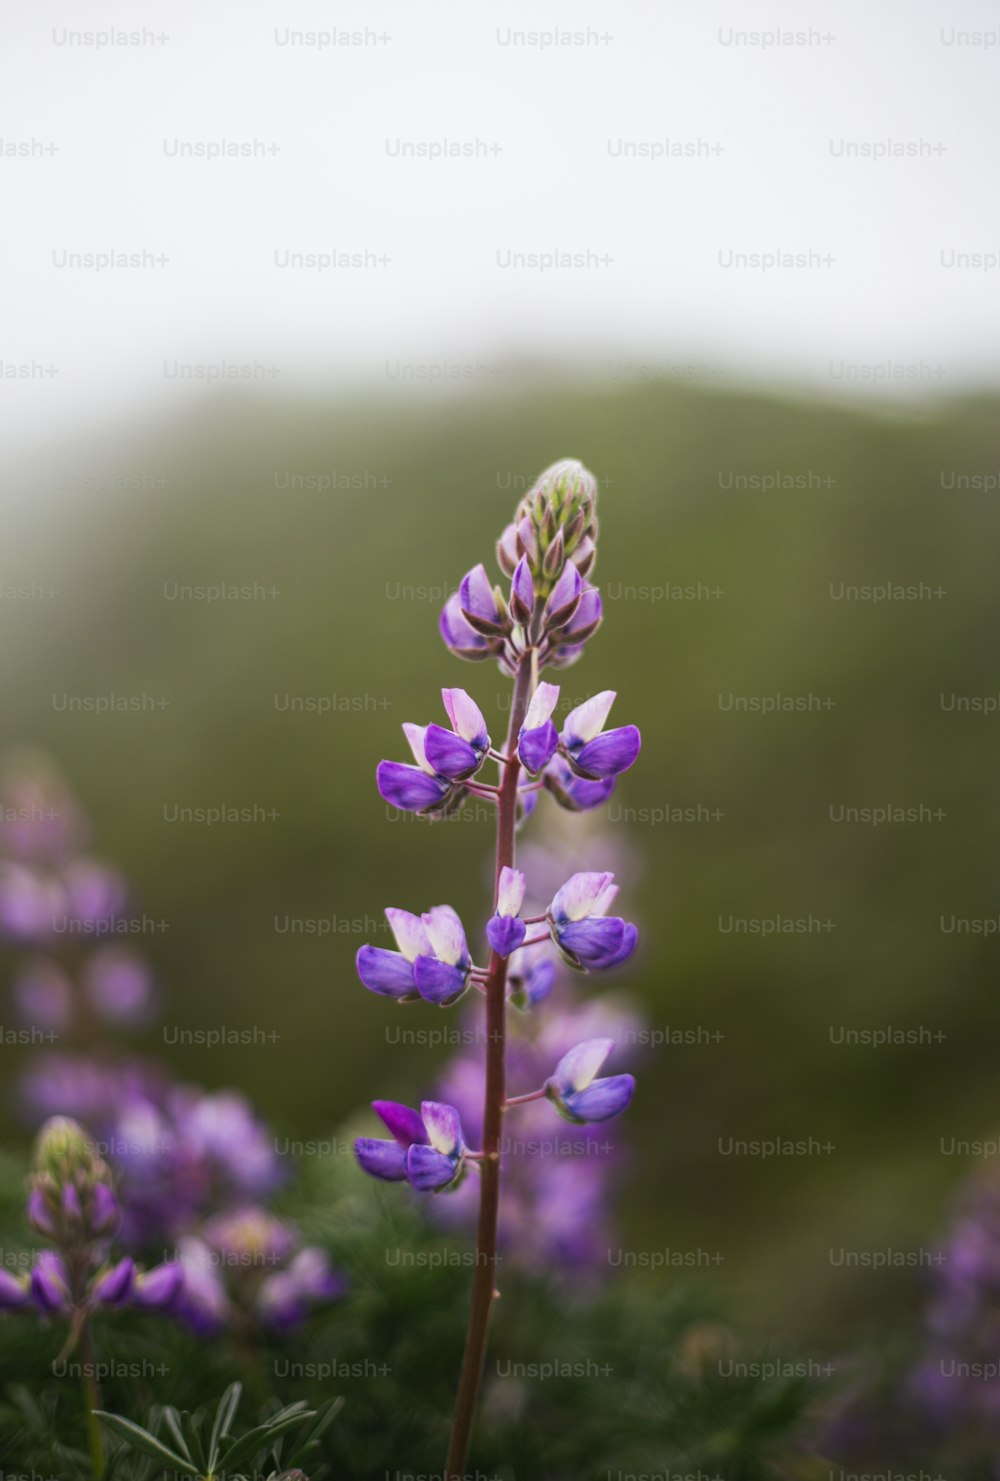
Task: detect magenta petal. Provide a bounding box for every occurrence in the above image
[373,1099,428,1148]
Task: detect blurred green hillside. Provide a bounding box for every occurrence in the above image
[3,376,999,1345]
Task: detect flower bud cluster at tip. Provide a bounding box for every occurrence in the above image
[440,459,604,675]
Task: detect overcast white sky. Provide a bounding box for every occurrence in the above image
[1,0,999,443]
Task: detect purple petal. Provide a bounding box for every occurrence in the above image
[133,1262,183,1309]
[571,726,641,780]
[440,594,489,658]
[376,761,450,813]
[510,556,535,624]
[356,945,416,999]
[563,583,602,638]
[525,959,556,1004]
[420,1100,464,1156]
[544,562,582,628]
[406,1144,459,1192]
[93,1257,135,1306]
[0,1270,29,1310]
[487,914,527,956]
[459,563,503,631]
[90,1182,121,1237]
[518,720,558,774]
[355,1137,409,1181]
[423,725,481,781]
[546,761,616,811]
[373,1099,428,1148]
[27,1186,57,1239]
[557,916,626,968]
[601,921,638,970]
[30,1252,69,1314]
[413,956,468,1005]
[566,1074,635,1123]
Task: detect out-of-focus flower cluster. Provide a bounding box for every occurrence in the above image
[0,756,342,1341]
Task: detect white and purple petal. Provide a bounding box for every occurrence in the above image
[420,1101,464,1156]
[496,866,526,918]
[442,688,489,748]
[440,594,489,658]
[553,1038,614,1094]
[544,562,582,628]
[384,908,433,963]
[562,691,617,747]
[550,871,615,924]
[422,905,469,966]
[510,556,535,625]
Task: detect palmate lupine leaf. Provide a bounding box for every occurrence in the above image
[92,1410,192,1469]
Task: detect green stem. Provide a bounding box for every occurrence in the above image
[78,1319,105,1480]
[444,655,534,1480]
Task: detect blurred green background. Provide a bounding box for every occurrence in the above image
[3,375,998,1351]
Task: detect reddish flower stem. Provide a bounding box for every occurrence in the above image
[444,654,534,1480]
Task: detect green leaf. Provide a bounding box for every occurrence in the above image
[216,1409,316,1472]
[182,1409,208,1472]
[160,1406,190,1460]
[283,1395,343,1462]
[208,1382,243,1469]
[92,1412,193,1471]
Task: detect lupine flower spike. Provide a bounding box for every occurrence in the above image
[350,458,641,1479]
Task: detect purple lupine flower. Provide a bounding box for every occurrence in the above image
[30,1250,71,1315]
[12,958,72,1033]
[0,863,62,942]
[506,940,557,1008]
[62,858,127,929]
[257,1246,345,1330]
[517,683,560,775]
[458,563,507,637]
[0,1269,30,1310]
[406,1101,467,1191]
[543,561,582,631]
[546,1039,635,1123]
[169,1087,281,1201]
[173,1236,230,1334]
[561,692,641,781]
[440,593,493,661]
[357,908,431,1000]
[486,867,527,957]
[543,756,616,812]
[376,720,454,815]
[92,1256,135,1306]
[547,583,603,668]
[412,905,473,1005]
[132,1260,183,1309]
[83,947,155,1026]
[548,872,637,971]
[424,690,490,781]
[355,1099,430,1181]
[509,556,535,627]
